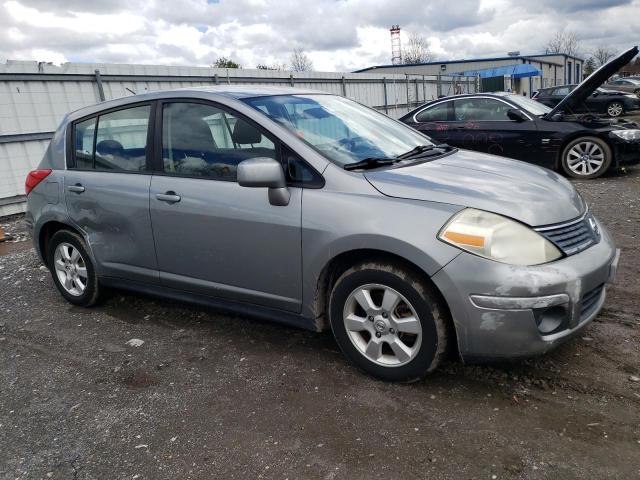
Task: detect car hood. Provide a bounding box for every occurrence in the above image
[364,150,585,226]
[549,46,638,117]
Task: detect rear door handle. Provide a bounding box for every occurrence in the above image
[156,192,181,203]
[67,184,85,193]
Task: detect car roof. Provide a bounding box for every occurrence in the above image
[67,85,326,120]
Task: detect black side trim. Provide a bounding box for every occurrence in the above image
[99,276,318,332]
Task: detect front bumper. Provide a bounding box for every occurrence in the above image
[610,131,640,166]
[432,218,618,362]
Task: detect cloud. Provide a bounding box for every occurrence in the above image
[0,0,638,70]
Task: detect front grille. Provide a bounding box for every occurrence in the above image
[535,213,599,256]
[580,284,604,320]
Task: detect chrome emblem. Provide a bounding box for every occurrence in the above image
[374,320,386,333]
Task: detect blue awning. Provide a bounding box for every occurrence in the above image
[458,63,541,79]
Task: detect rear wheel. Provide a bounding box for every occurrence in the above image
[561,136,611,179]
[328,261,448,382]
[606,101,624,117]
[48,230,102,307]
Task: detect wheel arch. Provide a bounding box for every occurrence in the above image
[38,220,83,265]
[556,132,615,170]
[310,248,459,357]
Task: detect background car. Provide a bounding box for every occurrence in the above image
[399,47,640,179]
[602,77,640,97]
[532,85,640,117]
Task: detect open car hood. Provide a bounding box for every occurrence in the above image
[548,46,639,117]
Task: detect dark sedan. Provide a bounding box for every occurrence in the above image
[532,85,640,117]
[399,47,640,179]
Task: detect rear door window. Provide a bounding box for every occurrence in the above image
[553,86,571,96]
[94,106,151,172]
[415,101,452,122]
[161,102,277,181]
[71,105,151,172]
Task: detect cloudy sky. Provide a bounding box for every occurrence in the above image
[0,0,638,71]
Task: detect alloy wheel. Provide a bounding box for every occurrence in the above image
[342,283,422,367]
[607,102,623,117]
[53,242,88,296]
[566,141,605,177]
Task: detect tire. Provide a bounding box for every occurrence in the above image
[606,101,624,118]
[634,89,640,98]
[560,136,612,179]
[328,261,449,382]
[48,230,102,307]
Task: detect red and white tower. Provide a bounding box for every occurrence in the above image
[390,25,402,65]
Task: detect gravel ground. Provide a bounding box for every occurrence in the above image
[1,168,639,479]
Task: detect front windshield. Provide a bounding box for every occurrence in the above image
[508,95,552,116]
[243,94,433,166]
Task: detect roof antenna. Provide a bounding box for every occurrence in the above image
[125,87,137,95]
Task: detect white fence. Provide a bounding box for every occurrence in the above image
[0,60,477,215]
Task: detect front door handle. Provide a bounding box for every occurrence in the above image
[156,192,181,203]
[67,184,85,193]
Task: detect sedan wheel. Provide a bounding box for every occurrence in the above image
[606,102,624,117]
[561,137,612,179]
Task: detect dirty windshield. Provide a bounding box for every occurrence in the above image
[243,94,434,166]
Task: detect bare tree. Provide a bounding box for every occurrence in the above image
[545,31,581,58]
[592,47,615,66]
[403,32,432,64]
[289,48,314,72]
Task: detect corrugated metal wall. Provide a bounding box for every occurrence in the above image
[0,60,476,215]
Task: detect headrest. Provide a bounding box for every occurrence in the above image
[232,119,261,145]
[170,114,216,152]
[96,139,124,156]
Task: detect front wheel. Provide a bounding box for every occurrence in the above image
[561,136,612,179]
[606,101,624,117]
[328,262,449,382]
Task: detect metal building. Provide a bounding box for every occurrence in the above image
[356,53,584,97]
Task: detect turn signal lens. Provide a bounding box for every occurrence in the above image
[442,231,485,247]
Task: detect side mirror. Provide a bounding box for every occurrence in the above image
[237,157,290,206]
[507,108,528,122]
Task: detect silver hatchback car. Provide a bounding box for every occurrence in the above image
[25,86,619,381]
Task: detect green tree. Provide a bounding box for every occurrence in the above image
[583,57,597,77]
[213,57,241,69]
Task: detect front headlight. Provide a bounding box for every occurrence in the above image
[611,129,640,141]
[438,208,562,266]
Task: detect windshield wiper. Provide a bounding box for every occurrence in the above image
[344,157,399,171]
[396,143,453,159]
